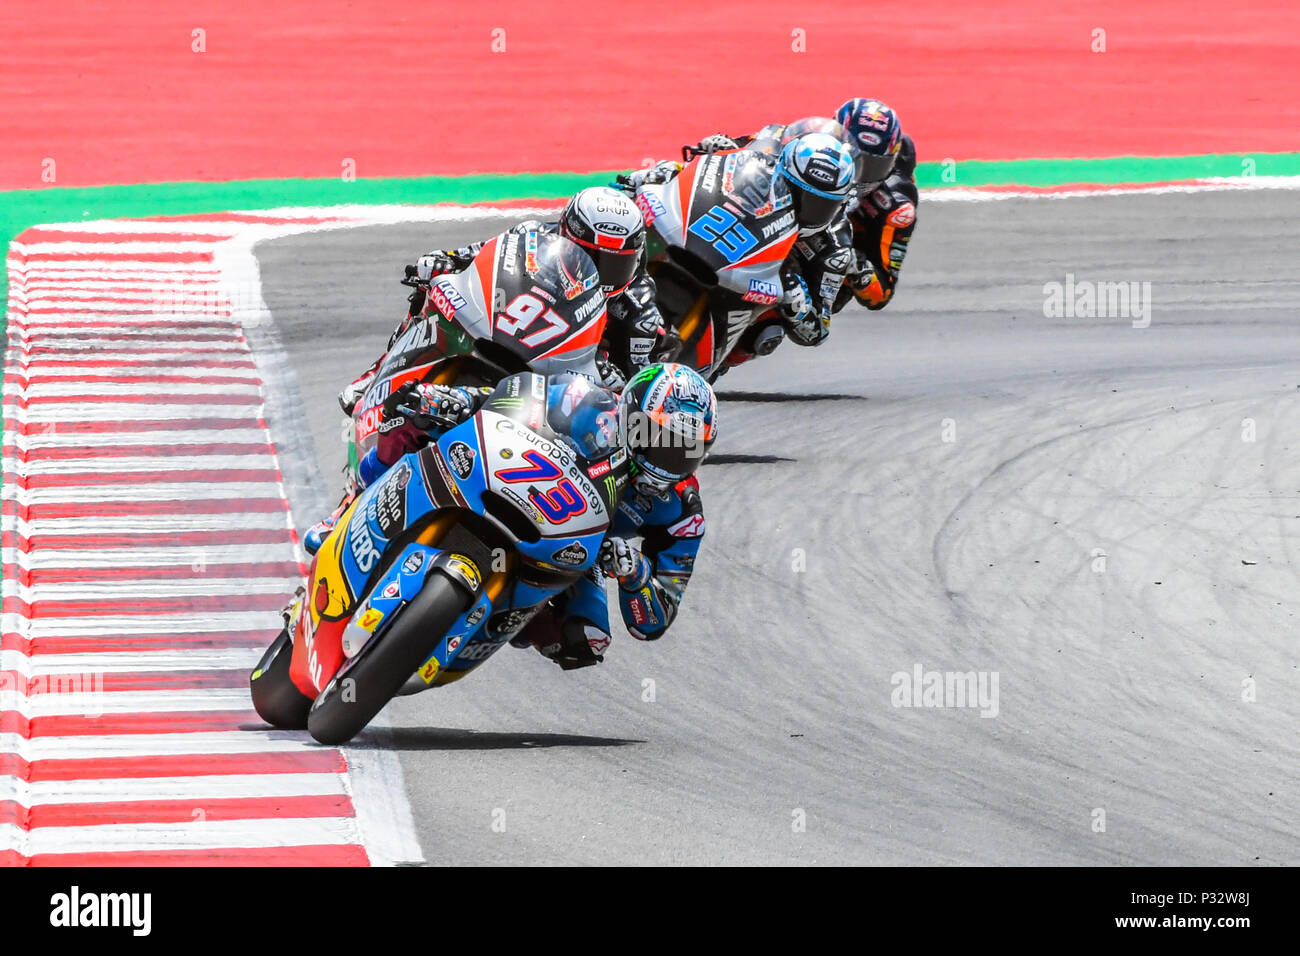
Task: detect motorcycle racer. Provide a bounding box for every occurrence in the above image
[684,102,917,315]
[327,363,717,670]
[624,130,856,357]
[832,98,918,312]
[337,187,662,416]
[772,131,857,347]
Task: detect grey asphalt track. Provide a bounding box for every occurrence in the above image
[254,188,1300,865]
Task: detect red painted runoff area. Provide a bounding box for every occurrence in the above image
[2,0,1297,189]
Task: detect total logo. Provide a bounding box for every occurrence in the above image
[300,614,325,689]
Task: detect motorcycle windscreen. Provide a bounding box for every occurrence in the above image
[483,229,608,374]
[683,152,796,271]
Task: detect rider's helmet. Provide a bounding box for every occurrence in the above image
[559,187,646,296]
[835,98,903,190]
[619,363,718,495]
[780,116,849,147]
[775,132,857,233]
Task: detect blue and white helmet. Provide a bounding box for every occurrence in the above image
[775,132,856,233]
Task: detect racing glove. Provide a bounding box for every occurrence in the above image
[413,251,460,281]
[780,271,829,346]
[599,536,651,590]
[618,161,683,191]
[371,381,476,467]
[693,133,740,154]
[383,381,478,431]
[594,351,627,391]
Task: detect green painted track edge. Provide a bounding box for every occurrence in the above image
[5,150,1300,312]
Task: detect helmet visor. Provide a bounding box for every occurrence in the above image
[791,188,843,232]
[854,151,897,186]
[626,412,710,483]
[593,247,639,294]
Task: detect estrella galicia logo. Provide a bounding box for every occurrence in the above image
[489,606,534,636]
[370,460,411,539]
[448,441,476,480]
[551,541,589,567]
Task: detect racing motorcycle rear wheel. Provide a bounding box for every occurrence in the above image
[249,627,313,730]
[306,573,471,745]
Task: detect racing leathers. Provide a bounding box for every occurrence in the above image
[836,133,918,312]
[353,372,706,671]
[337,220,664,415]
[781,212,854,346]
[517,471,705,669]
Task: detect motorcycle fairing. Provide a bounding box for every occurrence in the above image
[640,151,800,297]
[292,373,612,696]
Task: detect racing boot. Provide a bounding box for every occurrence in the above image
[337,355,384,416]
[303,490,356,556]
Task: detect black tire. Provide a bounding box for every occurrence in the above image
[250,627,313,730]
[306,573,470,745]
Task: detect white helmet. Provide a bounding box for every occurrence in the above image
[560,187,647,295]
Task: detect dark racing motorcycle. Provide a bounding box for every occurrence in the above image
[628,147,802,381]
[347,226,609,486]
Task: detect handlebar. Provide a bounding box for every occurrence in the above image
[401,264,430,290]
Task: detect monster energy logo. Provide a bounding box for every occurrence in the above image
[490,397,525,410]
[605,475,618,501]
[626,367,659,390]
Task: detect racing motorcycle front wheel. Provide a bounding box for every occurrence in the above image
[306,573,471,745]
[250,627,313,730]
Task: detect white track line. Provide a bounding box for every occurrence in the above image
[3,773,348,805]
[0,689,263,716]
[1,649,263,672]
[18,545,300,568]
[22,612,291,636]
[3,819,362,854]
